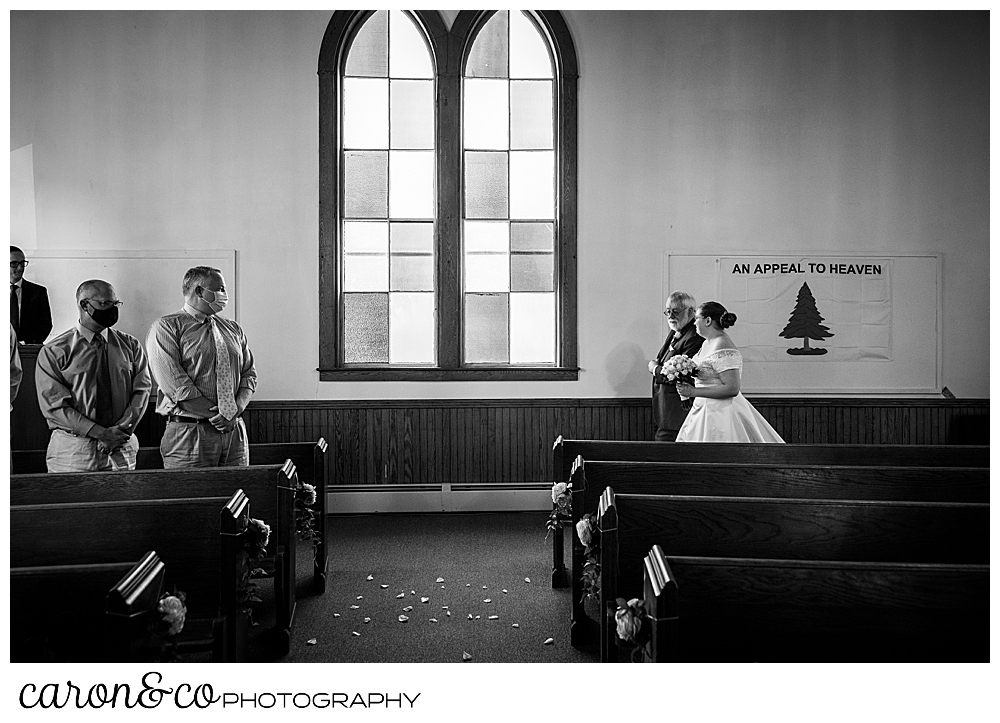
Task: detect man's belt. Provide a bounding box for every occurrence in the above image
[167,415,213,425]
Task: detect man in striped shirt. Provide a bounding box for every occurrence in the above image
[35,280,150,472]
[146,266,257,468]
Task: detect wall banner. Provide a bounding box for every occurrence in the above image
[717,257,892,362]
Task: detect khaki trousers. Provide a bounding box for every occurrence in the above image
[160,417,249,469]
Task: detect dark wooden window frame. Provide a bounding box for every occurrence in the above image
[318,10,579,381]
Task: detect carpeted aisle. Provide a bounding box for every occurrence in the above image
[274,511,598,664]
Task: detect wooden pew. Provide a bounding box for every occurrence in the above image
[10,490,250,662]
[640,545,988,662]
[250,440,330,593]
[10,463,298,656]
[12,560,138,662]
[553,437,991,478]
[549,437,989,588]
[11,439,330,594]
[596,488,989,660]
[106,498,250,663]
[565,456,990,644]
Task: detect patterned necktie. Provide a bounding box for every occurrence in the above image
[10,283,19,338]
[210,317,239,420]
[93,334,115,428]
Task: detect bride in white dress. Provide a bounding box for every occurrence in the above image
[675,301,784,443]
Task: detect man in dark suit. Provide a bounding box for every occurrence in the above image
[10,245,52,344]
[649,291,703,441]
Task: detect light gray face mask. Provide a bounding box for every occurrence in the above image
[201,288,229,314]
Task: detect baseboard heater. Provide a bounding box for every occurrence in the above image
[327,482,552,514]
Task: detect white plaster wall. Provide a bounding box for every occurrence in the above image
[10,10,989,400]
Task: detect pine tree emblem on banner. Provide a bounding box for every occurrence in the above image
[780,282,833,355]
[718,257,892,362]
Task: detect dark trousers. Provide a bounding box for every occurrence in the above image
[654,426,678,442]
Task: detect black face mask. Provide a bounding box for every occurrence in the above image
[88,304,119,328]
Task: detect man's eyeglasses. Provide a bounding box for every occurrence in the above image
[10,261,28,269]
[663,308,688,318]
[86,299,124,310]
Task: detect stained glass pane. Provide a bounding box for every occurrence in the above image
[510,292,555,363]
[344,78,388,150]
[391,222,434,252]
[344,293,389,362]
[511,222,553,252]
[390,80,433,150]
[389,151,434,218]
[345,10,388,78]
[344,221,389,253]
[464,79,509,150]
[510,11,552,79]
[389,292,435,363]
[511,254,553,292]
[464,220,508,252]
[343,255,388,292]
[465,253,510,293]
[510,80,552,150]
[343,223,389,293]
[509,151,553,219]
[465,152,508,219]
[465,11,508,79]
[344,151,388,218]
[389,11,433,79]
[465,293,509,363]
[390,255,433,291]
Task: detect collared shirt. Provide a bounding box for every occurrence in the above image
[35,323,152,437]
[146,304,257,417]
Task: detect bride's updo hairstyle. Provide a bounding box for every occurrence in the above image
[699,301,737,329]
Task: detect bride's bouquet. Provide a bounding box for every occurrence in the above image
[661,354,699,409]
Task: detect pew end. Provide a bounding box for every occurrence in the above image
[643,545,678,663]
[106,550,224,662]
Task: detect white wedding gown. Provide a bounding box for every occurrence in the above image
[675,348,784,443]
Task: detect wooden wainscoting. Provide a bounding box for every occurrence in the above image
[227,397,987,487]
[19,395,989,479]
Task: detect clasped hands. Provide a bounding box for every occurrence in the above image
[208,406,240,433]
[94,424,132,455]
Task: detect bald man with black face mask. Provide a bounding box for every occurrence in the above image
[35,279,151,472]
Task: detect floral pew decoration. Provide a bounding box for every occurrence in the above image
[546,481,573,538]
[295,481,323,554]
[576,513,601,604]
[147,589,188,662]
[614,597,652,663]
[238,518,271,625]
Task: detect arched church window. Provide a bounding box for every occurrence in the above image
[319,10,578,380]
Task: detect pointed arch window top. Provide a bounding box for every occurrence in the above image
[346,10,433,80]
[466,11,553,80]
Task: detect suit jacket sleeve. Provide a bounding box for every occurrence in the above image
[36,286,53,342]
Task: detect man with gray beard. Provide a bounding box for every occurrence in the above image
[648,291,703,441]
